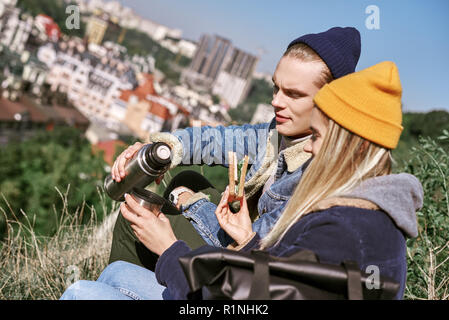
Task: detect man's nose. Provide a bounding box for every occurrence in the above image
[272,91,285,109]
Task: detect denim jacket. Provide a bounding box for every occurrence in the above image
[148,118,311,247]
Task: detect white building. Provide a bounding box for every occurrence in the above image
[0,1,33,54]
[178,39,197,58]
[183,34,258,108]
[212,71,252,109]
[41,39,138,128]
[159,38,197,58]
[73,0,182,43]
[250,103,274,124]
[138,18,182,41]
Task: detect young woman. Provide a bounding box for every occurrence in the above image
[108,27,362,269]
[61,61,423,300]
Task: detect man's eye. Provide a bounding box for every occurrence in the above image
[273,85,279,94]
[287,91,303,99]
[311,132,318,141]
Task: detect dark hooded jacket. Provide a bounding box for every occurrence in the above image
[155,173,423,300]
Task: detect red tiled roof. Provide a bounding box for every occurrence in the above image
[119,73,156,102]
[149,102,171,120]
[0,98,27,121]
[92,140,126,166]
[118,73,188,121]
[36,14,61,41]
[0,97,89,128]
[0,97,48,123]
[53,105,90,125]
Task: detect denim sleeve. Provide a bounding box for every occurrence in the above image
[172,120,273,167]
[182,198,234,247]
[251,208,285,239]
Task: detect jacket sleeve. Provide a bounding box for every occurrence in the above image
[150,120,274,168]
[155,240,193,300]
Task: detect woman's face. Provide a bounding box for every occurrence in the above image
[272,56,325,139]
[303,107,329,157]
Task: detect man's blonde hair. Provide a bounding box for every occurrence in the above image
[283,43,333,87]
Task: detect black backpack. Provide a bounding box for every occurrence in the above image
[178,246,400,300]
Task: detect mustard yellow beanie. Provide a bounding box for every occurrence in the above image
[313,61,403,149]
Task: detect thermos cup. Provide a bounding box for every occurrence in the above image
[128,187,166,213]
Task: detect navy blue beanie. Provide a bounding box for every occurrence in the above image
[287,27,361,79]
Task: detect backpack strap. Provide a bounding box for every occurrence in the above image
[342,260,364,300]
[248,250,271,299]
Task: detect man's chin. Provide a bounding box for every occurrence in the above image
[275,123,291,137]
[276,123,309,139]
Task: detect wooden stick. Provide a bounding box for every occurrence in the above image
[237,155,249,198]
[228,151,236,197]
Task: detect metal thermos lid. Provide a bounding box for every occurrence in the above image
[156,145,171,162]
[144,142,171,168]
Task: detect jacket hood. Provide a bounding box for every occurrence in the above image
[343,173,423,238]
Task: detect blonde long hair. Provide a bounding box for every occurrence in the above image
[259,108,392,249]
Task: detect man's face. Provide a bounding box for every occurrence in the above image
[271,56,324,138]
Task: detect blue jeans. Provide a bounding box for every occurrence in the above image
[60,261,172,300]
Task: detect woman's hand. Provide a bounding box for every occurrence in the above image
[120,193,177,256]
[215,186,253,246]
[111,142,164,184]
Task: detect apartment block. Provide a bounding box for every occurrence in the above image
[181,34,258,108]
[0,1,33,54]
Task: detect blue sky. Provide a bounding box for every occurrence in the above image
[118,0,449,112]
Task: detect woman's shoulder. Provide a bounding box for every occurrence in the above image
[280,206,406,268]
[298,205,404,235]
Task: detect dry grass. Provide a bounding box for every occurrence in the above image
[0,186,118,300]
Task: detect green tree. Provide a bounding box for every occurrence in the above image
[394,110,449,166]
[0,127,112,238]
[17,0,86,38]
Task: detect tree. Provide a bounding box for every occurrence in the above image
[0,127,112,238]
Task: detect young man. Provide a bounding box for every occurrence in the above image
[108,27,362,268]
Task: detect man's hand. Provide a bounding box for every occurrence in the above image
[120,193,177,256]
[170,186,194,209]
[215,186,253,246]
[111,142,164,184]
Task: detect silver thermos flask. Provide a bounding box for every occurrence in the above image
[104,142,172,201]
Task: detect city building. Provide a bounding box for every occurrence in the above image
[212,47,258,108]
[181,34,258,108]
[0,0,33,54]
[34,14,61,42]
[74,0,182,42]
[21,54,49,96]
[181,34,233,91]
[109,73,189,139]
[41,38,138,129]
[139,18,182,42]
[159,37,197,59]
[85,13,109,45]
